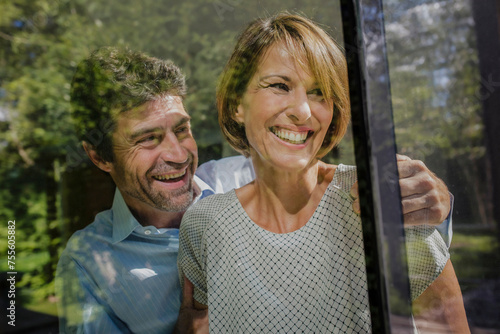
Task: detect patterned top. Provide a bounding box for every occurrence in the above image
[178,165,449,333]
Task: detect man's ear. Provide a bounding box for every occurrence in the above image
[82,141,113,173]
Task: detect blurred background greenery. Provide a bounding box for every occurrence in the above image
[0,0,498,332]
[0,0,351,324]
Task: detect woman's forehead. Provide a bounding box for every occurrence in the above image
[255,43,314,78]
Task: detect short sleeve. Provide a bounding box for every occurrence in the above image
[405,225,450,300]
[178,208,209,306]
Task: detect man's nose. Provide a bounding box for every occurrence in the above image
[159,133,189,164]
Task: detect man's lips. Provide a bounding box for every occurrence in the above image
[151,169,187,182]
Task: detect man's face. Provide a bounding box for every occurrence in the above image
[108,95,198,215]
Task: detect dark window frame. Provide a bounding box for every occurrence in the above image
[340,0,413,332]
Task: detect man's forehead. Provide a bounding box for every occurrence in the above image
[119,95,188,123]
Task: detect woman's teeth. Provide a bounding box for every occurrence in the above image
[272,128,309,144]
[153,170,186,181]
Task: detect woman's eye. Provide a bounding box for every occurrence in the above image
[269,83,290,92]
[308,89,325,101]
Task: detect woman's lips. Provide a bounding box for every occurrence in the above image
[270,126,313,144]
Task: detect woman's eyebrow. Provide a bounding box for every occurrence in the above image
[259,75,320,87]
[259,74,291,82]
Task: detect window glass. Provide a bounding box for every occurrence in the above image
[3,0,497,332]
[0,0,354,331]
[384,0,500,331]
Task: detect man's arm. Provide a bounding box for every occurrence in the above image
[55,252,130,333]
[195,155,254,194]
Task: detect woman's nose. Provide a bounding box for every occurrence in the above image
[286,90,312,123]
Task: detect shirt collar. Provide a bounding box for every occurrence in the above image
[111,189,142,244]
[111,175,215,244]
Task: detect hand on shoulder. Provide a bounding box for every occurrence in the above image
[317,161,337,185]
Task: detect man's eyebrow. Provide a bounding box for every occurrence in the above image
[129,127,163,141]
[129,116,192,141]
[175,116,192,127]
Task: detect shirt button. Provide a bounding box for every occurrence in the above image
[144,229,152,235]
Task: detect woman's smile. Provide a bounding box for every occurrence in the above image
[269,126,313,145]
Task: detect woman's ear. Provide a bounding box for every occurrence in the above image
[82,141,113,173]
[234,104,245,124]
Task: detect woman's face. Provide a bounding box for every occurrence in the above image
[235,43,333,172]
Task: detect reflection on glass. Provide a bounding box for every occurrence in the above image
[2,0,497,332]
[0,1,349,332]
[385,0,500,332]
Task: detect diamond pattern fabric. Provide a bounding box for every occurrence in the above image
[178,165,449,333]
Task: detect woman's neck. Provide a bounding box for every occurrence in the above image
[236,158,336,234]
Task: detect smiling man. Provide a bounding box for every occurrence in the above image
[93,95,198,224]
[55,47,255,334]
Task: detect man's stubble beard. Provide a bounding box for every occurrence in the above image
[124,161,196,213]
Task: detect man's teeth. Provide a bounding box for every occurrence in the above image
[272,128,308,144]
[153,170,186,181]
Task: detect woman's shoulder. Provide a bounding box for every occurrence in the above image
[319,162,357,190]
[180,190,239,231]
[333,164,358,192]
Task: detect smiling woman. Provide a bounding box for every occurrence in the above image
[217,13,350,161]
[177,12,468,333]
[232,44,334,173]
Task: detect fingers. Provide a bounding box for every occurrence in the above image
[349,182,360,215]
[396,156,451,225]
[349,155,450,225]
[352,200,360,215]
[403,206,448,226]
[350,181,359,199]
[401,191,448,226]
[399,173,436,198]
[397,158,428,180]
[396,154,411,161]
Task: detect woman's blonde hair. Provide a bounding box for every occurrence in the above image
[217,12,350,158]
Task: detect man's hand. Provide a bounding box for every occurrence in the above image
[396,154,451,226]
[350,154,451,226]
[173,277,209,334]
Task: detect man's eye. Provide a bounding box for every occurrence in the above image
[176,126,189,134]
[269,83,290,92]
[138,135,158,144]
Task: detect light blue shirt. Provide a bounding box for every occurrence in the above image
[55,155,452,333]
[55,175,217,334]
